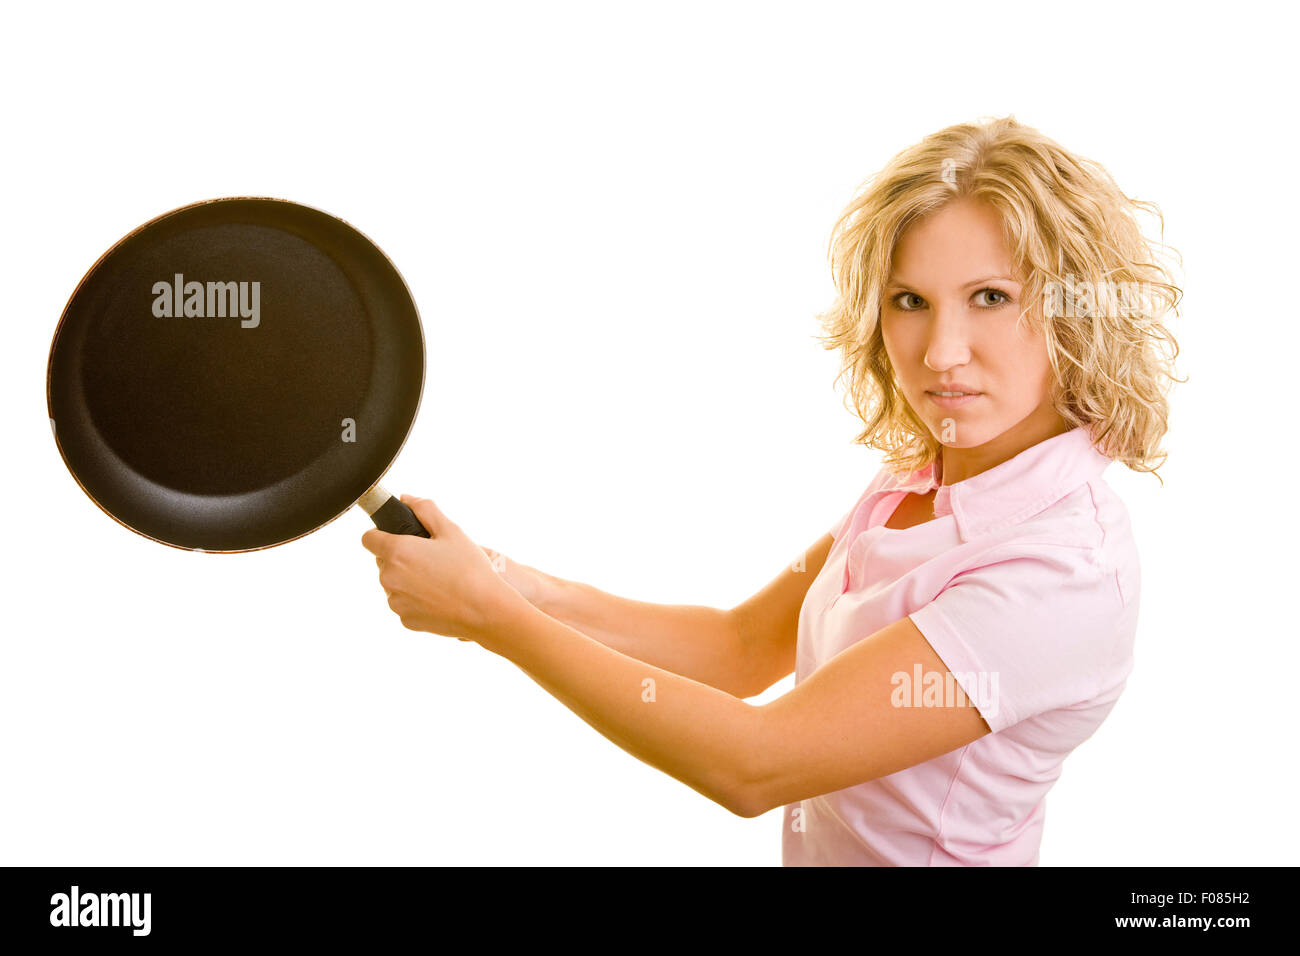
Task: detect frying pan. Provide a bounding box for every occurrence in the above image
[47,197,432,551]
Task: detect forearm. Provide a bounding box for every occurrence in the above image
[477,590,765,817]
[531,572,750,697]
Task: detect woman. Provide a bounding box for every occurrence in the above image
[362,116,1183,866]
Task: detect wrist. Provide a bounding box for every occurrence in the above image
[467,578,535,654]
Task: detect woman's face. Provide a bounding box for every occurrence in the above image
[880,196,1064,468]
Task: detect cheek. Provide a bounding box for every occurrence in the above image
[880,316,919,374]
[879,315,895,353]
[990,325,1053,405]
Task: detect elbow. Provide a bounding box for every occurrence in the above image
[719,710,778,819]
[714,780,765,819]
[721,775,778,818]
[728,790,771,819]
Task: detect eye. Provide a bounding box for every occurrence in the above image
[891,292,925,311]
[975,288,1012,308]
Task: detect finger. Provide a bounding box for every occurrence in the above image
[361,528,395,556]
[401,495,448,534]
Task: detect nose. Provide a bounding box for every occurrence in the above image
[922,304,971,373]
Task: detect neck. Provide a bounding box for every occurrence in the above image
[940,403,1073,485]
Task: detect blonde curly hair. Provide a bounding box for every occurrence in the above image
[816,115,1184,478]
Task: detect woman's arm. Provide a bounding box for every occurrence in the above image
[730,531,836,696]
[365,498,985,819]
[478,589,990,818]
[505,561,748,697]
[483,530,834,699]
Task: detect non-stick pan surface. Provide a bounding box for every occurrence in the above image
[47,198,425,552]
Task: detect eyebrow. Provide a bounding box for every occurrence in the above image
[886,274,1020,290]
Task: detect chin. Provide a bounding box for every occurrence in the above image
[930,418,993,449]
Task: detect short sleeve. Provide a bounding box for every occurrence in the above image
[907,546,1128,734]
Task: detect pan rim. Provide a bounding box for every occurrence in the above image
[46,195,427,553]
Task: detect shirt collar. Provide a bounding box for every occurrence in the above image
[883,425,1114,541]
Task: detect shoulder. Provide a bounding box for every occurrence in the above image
[1011,475,1141,610]
[944,486,1138,646]
[912,530,1136,731]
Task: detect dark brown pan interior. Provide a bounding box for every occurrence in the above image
[47,199,424,551]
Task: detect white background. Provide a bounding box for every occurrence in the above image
[2,0,1295,866]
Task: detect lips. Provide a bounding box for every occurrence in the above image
[925,389,982,409]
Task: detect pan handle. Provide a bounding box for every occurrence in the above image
[357,484,432,538]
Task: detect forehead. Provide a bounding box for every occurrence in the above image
[890,198,1016,284]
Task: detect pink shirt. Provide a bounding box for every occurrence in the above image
[782,425,1140,866]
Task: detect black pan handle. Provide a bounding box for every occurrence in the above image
[357,484,431,538]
